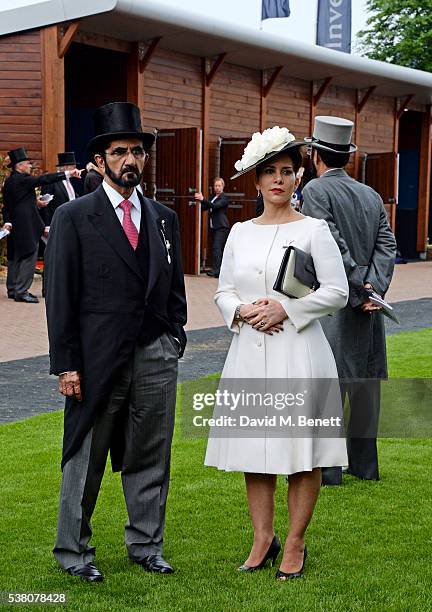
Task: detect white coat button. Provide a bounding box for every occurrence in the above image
[258,270,263,275]
[257,341,262,347]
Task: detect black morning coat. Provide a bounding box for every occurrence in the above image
[44,185,187,470]
[40,178,77,225]
[200,193,230,230]
[2,170,67,258]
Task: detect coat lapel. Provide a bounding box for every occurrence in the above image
[87,186,144,283]
[138,192,167,299]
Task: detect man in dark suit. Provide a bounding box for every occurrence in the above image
[302,116,396,485]
[40,152,79,227]
[195,177,230,277]
[2,147,81,303]
[45,102,187,582]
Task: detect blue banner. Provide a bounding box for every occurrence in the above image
[316,0,352,53]
[262,0,290,20]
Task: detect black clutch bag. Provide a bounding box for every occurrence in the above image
[273,246,320,299]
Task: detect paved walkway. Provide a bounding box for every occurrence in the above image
[0,261,431,364]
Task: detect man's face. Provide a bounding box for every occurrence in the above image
[15,160,32,174]
[97,138,147,189]
[63,164,76,172]
[213,180,224,195]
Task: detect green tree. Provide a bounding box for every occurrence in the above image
[357,0,432,72]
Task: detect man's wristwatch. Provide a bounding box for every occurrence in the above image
[234,304,243,321]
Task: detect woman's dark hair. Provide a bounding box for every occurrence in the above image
[255,146,303,178]
[316,149,350,169]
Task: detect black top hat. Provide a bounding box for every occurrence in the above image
[57,151,77,166]
[87,102,156,154]
[7,147,31,168]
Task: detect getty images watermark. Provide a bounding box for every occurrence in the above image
[192,388,342,430]
[180,378,432,439]
[181,378,346,439]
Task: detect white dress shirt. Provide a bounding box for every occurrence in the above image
[63,178,76,201]
[102,180,141,231]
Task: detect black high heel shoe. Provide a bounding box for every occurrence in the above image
[238,535,281,572]
[275,546,307,580]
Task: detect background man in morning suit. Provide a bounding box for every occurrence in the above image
[302,116,396,486]
[195,177,230,277]
[2,147,81,303]
[45,102,187,582]
[40,152,79,227]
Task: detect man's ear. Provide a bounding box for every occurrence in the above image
[94,154,105,172]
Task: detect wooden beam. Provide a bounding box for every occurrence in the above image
[127,43,145,119]
[309,81,316,137]
[138,37,161,74]
[357,86,376,114]
[74,30,132,53]
[396,94,414,120]
[201,58,211,269]
[262,66,283,98]
[391,97,399,232]
[313,76,333,106]
[260,71,267,132]
[41,26,64,171]
[205,53,226,87]
[57,21,80,58]
[417,105,432,252]
[202,58,211,198]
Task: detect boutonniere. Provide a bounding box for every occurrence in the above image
[160,219,172,264]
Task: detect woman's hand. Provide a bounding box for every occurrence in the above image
[242,299,287,334]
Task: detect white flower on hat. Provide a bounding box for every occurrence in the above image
[234,126,296,172]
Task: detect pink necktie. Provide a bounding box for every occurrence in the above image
[119,200,139,250]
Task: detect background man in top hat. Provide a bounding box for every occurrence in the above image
[302,116,396,485]
[2,147,81,303]
[44,102,187,582]
[40,152,79,228]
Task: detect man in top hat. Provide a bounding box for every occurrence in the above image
[44,102,187,582]
[40,152,79,228]
[302,116,396,485]
[2,147,82,303]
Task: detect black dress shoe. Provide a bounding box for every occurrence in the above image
[276,546,307,581]
[67,563,104,582]
[238,535,281,572]
[7,293,15,299]
[206,271,219,277]
[14,294,39,303]
[137,555,174,574]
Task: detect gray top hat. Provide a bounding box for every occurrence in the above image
[305,116,357,154]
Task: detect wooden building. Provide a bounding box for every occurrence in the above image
[1,1,432,273]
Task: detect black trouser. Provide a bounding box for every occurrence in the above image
[7,248,38,298]
[211,227,229,275]
[322,380,381,484]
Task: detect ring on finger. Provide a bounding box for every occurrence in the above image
[260,320,266,327]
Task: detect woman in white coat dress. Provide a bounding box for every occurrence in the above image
[204,127,349,580]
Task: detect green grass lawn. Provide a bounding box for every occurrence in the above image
[0,329,431,612]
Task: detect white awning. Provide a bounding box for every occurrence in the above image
[2,0,432,104]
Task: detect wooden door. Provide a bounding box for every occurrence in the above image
[220,138,257,224]
[156,128,202,275]
[365,152,398,231]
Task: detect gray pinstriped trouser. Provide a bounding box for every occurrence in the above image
[53,333,178,570]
